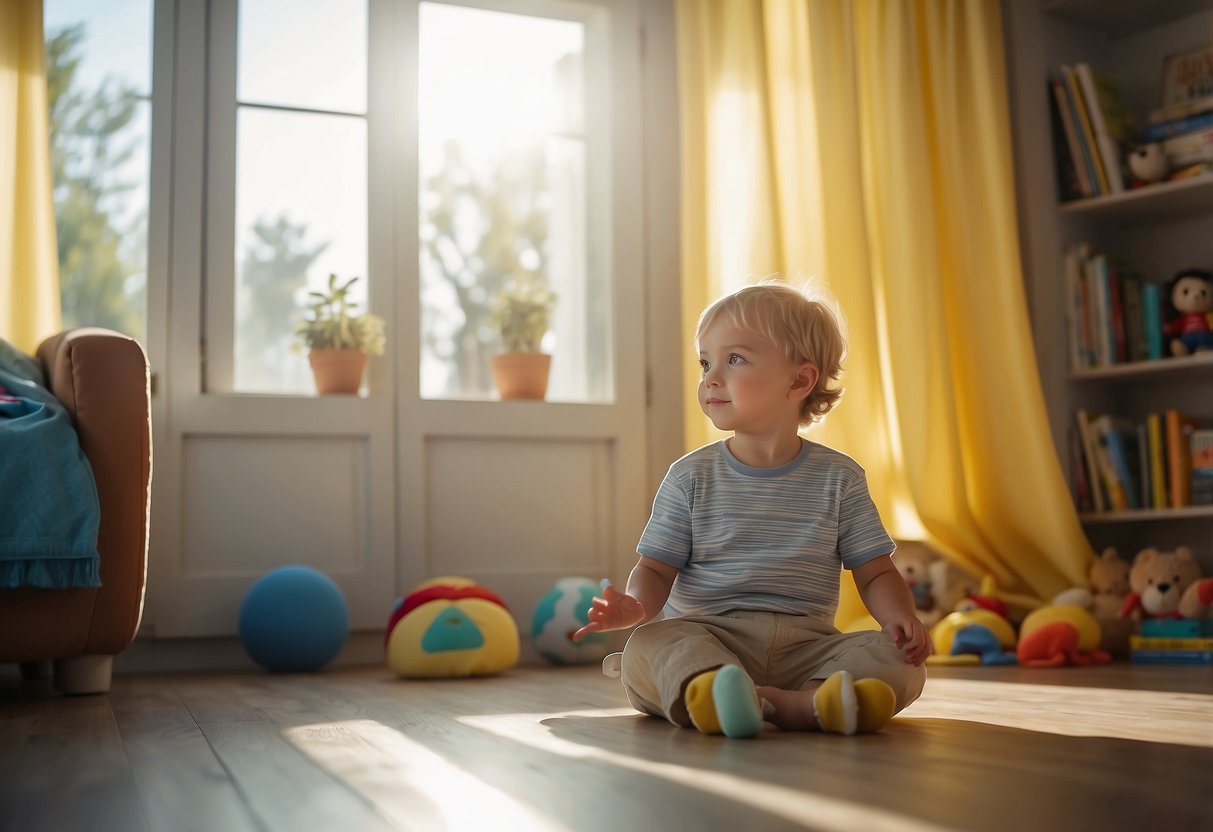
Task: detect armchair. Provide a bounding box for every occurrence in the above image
[0,328,151,693]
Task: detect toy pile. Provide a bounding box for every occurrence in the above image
[1121,545,1213,664]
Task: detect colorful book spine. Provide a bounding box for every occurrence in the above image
[1191,427,1213,507]
[1166,410,1195,508]
[1075,63,1124,192]
[1130,650,1213,665]
[1142,110,1213,141]
[1142,619,1213,637]
[1141,281,1163,360]
[1131,636,1213,651]
[1062,65,1106,195]
[1075,409,1106,513]
[1147,413,1167,510]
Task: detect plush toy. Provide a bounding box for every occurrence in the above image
[1016,604,1111,667]
[1120,547,1202,621]
[385,576,520,678]
[531,577,610,665]
[926,609,1018,665]
[1088,547,1130,619]
[892,540,941,627]
[1178,578,1213,620]
[1164,269,1213,357]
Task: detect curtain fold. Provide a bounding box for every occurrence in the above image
[1,0,60,354]
[675,0,1093,613]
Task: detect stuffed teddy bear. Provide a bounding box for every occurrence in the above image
[1164,268,1213,357]
[1120,546,1202,621]
[1089,547,1131,619]
[893,540,940,626]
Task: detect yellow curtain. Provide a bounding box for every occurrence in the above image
[0,0,60,354]
[676,0,1093,616]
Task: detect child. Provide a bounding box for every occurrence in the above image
[574,280,929,738]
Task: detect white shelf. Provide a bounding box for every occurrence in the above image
[1070,353,1213,382]
[1080,505,1213,524]
[1059,175,1213,223]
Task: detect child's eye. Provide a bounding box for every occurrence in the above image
[728,353,747,365]
[698,360,710,374]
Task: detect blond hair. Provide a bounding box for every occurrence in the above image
[696,279,846,426]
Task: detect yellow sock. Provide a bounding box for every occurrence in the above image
[813,671,897,735]
[685,669,723,734]
[853,677,896,734]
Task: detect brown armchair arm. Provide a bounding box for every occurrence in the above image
[36,328,152,655]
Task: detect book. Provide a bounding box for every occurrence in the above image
[1140,281,1164,360]
[1130,649,1213,664]
[1076,63,1125,193]
[1075,409,1106,513]
[1191,427,1213,506]
[1159,44,1213,109]
[1051,80,1088,199]
[1149,94,1213,124]
[1062,65,1107,194]
[1163,125,1213,167]
[1131,636,1213,651]
[1147,413,1168,510]
[1165,409,1198,508]
[1167,161,1213,180]
[1136,422,1151,508]
[1142,618,1213,637]
[1091,414,1136,510]
[1142,110,1213,142]
[1063,245,1087,368]
[1122,277,1145,363]
[1069,424,1093,512]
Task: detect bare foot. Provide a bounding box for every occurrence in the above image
[757,682,823,731]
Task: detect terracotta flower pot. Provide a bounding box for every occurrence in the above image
[308,348,369,395]
[490,353,551,400]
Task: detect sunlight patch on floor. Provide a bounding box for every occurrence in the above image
[459,708,963,832]
[903,677,1213,748]
[283,718,559,830]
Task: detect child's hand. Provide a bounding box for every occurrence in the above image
[572,584,646,641]
[883,615,932,666]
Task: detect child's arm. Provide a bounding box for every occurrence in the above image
[852,554,932,665]
[572,556,678,641]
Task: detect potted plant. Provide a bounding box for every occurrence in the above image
[489,276,557,400]
[295,274,386,395]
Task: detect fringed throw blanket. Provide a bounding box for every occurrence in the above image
[0,339,101,588]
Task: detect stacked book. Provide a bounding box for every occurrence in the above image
[1145,45,1213,173]
[1063,244,1163,369]
[1072,409,1213,513]
[1130,619,1213,664]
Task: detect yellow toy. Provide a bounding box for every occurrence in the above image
[1016,604,1111,667]
[385,576,520,678]
[926,608,1017,665]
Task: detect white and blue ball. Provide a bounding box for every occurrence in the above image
[531,577,609,665]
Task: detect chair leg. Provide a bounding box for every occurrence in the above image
[54,655,114,695]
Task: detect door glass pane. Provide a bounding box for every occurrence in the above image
[234,109,368,393]
[238,0,367,113]
[45,0,152,345]
[418,3,610,402]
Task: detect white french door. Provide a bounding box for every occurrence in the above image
[144,0,666,637]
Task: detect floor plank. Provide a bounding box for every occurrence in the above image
[2,662,1211,832]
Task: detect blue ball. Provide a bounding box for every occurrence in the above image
[238,566,349,672]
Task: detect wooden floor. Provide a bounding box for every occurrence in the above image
[1,663,1211,832]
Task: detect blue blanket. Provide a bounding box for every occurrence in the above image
[0,338,101,588]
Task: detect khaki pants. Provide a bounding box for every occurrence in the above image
[620,610,927,727]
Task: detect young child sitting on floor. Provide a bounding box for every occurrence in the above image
[574,280,929,738]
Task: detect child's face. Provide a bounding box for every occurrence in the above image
[697,320,810,435]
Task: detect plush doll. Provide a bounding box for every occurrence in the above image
[1088,546,1131,619]
[893,540,940,627]
[1016,604,1111,667]
[1178,578,1213,620]
[1164,269,1213,357]
[1120,547,1202,621]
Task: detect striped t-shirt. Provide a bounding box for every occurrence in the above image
[637,439,894,621]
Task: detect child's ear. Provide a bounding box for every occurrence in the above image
[790,362,819,401]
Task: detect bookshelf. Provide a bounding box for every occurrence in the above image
[1004,0,1213,575]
